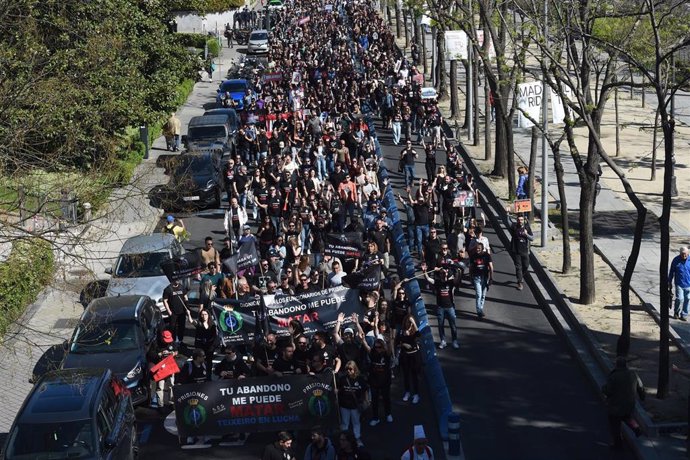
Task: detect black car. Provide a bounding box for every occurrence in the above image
[3,368,138,460]
[151,150,224,210]
[61,295,163,406]
[184,114,235,155]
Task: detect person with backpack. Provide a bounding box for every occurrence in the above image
[401,425,434,460]
[164,215,186,242]
[178,348,209,384]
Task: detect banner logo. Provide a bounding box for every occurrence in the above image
[307,388,331,417]
[219,310,244,335]
[183,398,208,427]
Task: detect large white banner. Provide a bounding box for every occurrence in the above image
[550,86,574,125]
[445,30,468,60]
[517,81,544,128]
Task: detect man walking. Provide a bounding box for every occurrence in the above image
[422,264,459,349]
[668,246,690,320]
[602,356,645,449]
[469,242,493,319]
[508,213,533,290]
[400,141,418,188]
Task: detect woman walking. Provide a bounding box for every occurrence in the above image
[186,309,218,377]
[397,314,422,404]
[337,361,369,448]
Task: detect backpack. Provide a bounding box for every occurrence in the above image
[405,445,432,459]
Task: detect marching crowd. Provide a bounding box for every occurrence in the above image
[155,0,539,457]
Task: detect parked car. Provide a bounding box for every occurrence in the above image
[247,29,269,54]
[2,368,137,460]
[104,233,186,311]
[216,78,249,110]
[61,295,163,406]
[150,150,224,210]
[203,108,239,134]
[184,114,235,155]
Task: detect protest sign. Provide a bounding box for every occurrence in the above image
[223,241,259,274]
[517,81,543,128]
[173,373,338,437]
[358,264,382,291]
[513,199,532,213]
[161,252,203,282]
[445,30,468,60]
[213,299,261,345]
[453,191,475,208]
[298,16,311,25]
[262,72,283,82]
[324,232,363,259]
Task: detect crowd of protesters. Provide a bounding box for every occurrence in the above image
[155,0,539,455]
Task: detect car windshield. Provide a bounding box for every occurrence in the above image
[188,126,227,141]
[114,251,168,277]
[221,81,247,93]
[70,320,140,353]
[205,111,238,131]
[6,420,95,459]
[251,32,268,40]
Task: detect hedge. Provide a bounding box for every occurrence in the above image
[0,238,55,339]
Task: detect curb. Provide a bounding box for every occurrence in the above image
[452,130,660,460]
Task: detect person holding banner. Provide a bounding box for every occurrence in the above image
[337,361,369,448]
[186,309,218,374]
[214,345,250,380]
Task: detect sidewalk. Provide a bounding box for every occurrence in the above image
[391,15,690,459]
[0,39,240,434]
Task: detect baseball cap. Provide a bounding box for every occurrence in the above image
[162,330,174,344]
[343,327,354,335]
[243,225,251,230]
[166,215,174,223]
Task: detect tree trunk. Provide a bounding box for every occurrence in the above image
[552,142,571,274]
[615,86,620,157]
[403,9,409,49]
[450,60,459,118]
[437,29,447,99]
[651,107,659,181]
[506,118,516,199]
[492,100,509,179]
[528,127,538,223]
[421,24,427,76]
[463,60,470,129]
[472,54,480,146]
[657,118,674,398]
[395,3,401,38]
[484,83,492,161]
[578,174,596,304]
[386,5,392,27]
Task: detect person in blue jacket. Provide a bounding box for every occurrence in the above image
[669,246,690,320]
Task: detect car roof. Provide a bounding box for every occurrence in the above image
[16,369,109,424]
[120,234,176,254]
[251,29,268,34]
[204,108,238,116]
[222,79,248,85]
[188,115,229,127]
[83,295,151,322]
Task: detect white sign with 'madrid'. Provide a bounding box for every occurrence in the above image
[517,81,544,128]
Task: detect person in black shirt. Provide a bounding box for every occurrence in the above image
[333,312,366,374]
[254,334,280,375]
[508,213,534,290]
[265,187,283,236]
[262,431,296,460]
[469,242,493,319]
[400,141,417,187]
[162,279,189,343]
[186,309,218,375]
[411,196,431,256]
[422,264,459,350]
[294,336,311,374]
[179,348,209,384]
[364,338,393,426]
[214,345,251,380]
[147,330,178,410]
[273,343,301,376]
[422,227,442,269]
[368,218,392,269]
[337,361,369,447]
[424,143,436,182]
[311,331,340,373]
[255,180,270,221]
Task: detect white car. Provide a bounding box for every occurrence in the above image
[247,29,269,54]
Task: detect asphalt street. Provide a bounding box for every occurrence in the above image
[373,125,635,460]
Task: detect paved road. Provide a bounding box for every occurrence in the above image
[372,123,635,459]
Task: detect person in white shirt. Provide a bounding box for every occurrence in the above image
[328,259,347,287]
[401,425,434,460]
[467,226,490,254]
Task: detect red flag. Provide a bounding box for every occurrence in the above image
[151,354,180,382]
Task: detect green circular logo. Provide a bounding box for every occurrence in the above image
[308,390,331,418]
[183,399,207,427]
[218,310,243,335]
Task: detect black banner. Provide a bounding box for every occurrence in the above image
[324,232,363,259]
[358,264,382,291]
[265,286,362,336]
[173,373,338,437]
[213,299,261,345]
[213,287,362,344]
[223,241,260,274]
[161,252,203,282]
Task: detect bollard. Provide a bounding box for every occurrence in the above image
[83,202,92,223]
[447,412,462,459]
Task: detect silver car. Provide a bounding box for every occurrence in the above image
[105,234,186,314]
[247,29,269,54]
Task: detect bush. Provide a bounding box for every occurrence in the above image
[0,238,55,338]
[174,33,209,50]
[207,38,221,58]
